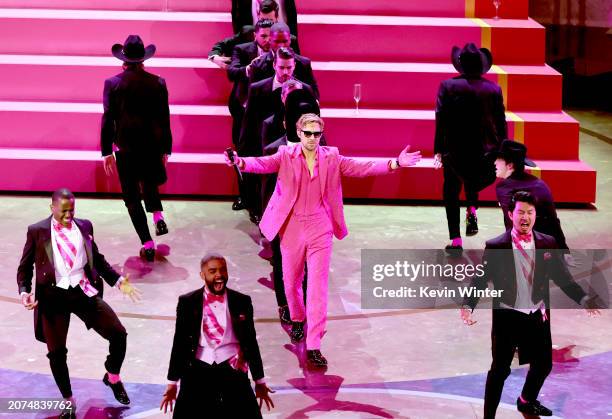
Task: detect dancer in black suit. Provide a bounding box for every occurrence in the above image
[434,43,507,252]
[492,140,571,259]
[232,0,298,44]
[461,191,600,418]
[101,35,172,261]
[160,253,274,418]
[17,189,141,419]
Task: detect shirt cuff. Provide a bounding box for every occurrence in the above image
[168,380,178,386]
[20,291,29,297]
[579,295,590,306]
[115,276,125,288]
[254,378,266,385]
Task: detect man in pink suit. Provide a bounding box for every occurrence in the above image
[225,114,421,367]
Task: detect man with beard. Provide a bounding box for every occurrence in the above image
[160,253,274,418]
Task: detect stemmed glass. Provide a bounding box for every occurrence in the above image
[492,0,501,19]
[353,83,362,114]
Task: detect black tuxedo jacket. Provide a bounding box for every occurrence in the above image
[17,216,121,342]
[464,230,586,311]
[434,75,506,183]
[232,0,298,41]
[167,287,265,382]
[238,77,313,156]
[496,172,568,250]
[228,41,260,115]
[249,51,319,99]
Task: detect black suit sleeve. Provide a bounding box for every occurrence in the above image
[243,296,265,381]
[544,238,586,305]
[238,84,259,156]
[494,85,508,141]
[301,59,319,100]
[17,226,35,295]
[88,222,121,287]
[228,46,248,82]
[209,33,240,58]
[101,78,116,157]
[159,78,173,155]
[167,297,191,381]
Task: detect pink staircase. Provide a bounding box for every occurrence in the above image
[0,1,597,203]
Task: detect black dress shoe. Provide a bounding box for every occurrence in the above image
[232,198,245,211]
[278,305,292,325]
[290,321,305,343]
[466,213,478,236]
[103,373,130,405]
[59,406,76,419]
[306,350,328,368]
[140,247,155,262]
[444,244,463,257]
[250,214,261,225]
[516,398,552,416]
[155,219,168,236]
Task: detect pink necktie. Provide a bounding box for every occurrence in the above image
[53,222,77,269]
[202,293,225,347]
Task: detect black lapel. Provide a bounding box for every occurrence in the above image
[42,216,54,268]
[193,287,204,342]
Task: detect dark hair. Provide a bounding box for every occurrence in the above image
[200,253,226,270]
[502,156,525,174]
[51,188,75,203]
[259,0,279,15]
[270,22,291,35]
[274,46,295,61]
[509,190,537,212]
[255,18,274,32]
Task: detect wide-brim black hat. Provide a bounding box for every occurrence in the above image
[112,35,156,63]
[451,42,493,75]
[489,139,536,167]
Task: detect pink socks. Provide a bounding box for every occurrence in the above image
[153,211,164,223]
[107,372,121,384]
[143,240,155,250]
[451,237,463,247]
[467,206,477,216]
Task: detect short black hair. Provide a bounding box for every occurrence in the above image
[501,156,525,174]
[509,190,537,212]
[255,18,274,32]
[259,0,279,15]
[200,253,226,270]
[274,46,295,61]
[51,188,75,204]
[270,22,291,35]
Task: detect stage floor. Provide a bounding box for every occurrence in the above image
[1,117,611,419]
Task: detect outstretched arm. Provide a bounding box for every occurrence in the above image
[224,149,282,174]
[339,145,421,177]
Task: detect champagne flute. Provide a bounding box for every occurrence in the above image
[353,83,362,114]
[492,0,501,19]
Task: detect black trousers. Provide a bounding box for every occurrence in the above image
[484,309,553,419]
[41,286,127,398]
[442,165,479,240]
[115,151,163,245]
[173,360,261,419]
[271,235,307,307]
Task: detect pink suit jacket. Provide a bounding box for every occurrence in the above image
[243,144,393,241]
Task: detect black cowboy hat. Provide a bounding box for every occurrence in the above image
[489,139,536,167]
[451,42,493,75]
[112,35,156,63]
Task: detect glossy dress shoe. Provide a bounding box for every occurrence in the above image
[306,349,328,368]
[232,198,245,211]
[140,247,155,262]
[290,321,305,343]
[444,244,463,257]
[250,214,261,225]
[103,373,131,405]
[466,213,478,236]
[155,219,168,236]
[516,398,552,416]
[59,405,76,419]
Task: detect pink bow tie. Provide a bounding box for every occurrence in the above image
[513,231,532,243]
[206,291,225,304]
[53,221,73,231]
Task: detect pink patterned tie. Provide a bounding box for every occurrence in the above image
[512,231,535,285]
[53,222,77,269]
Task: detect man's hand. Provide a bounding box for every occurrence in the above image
[433,153,443,169]
[584,296,601,317]
[460,307,477,326]
[21,292,38,310]
[210,55,230,69]
[224,149,243,169]
[397,145,422,168]
[160,383,177,414]
[162,154,169,167]
[118,275,142,303]
[255,383,275,411]
[103,154,116,176]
